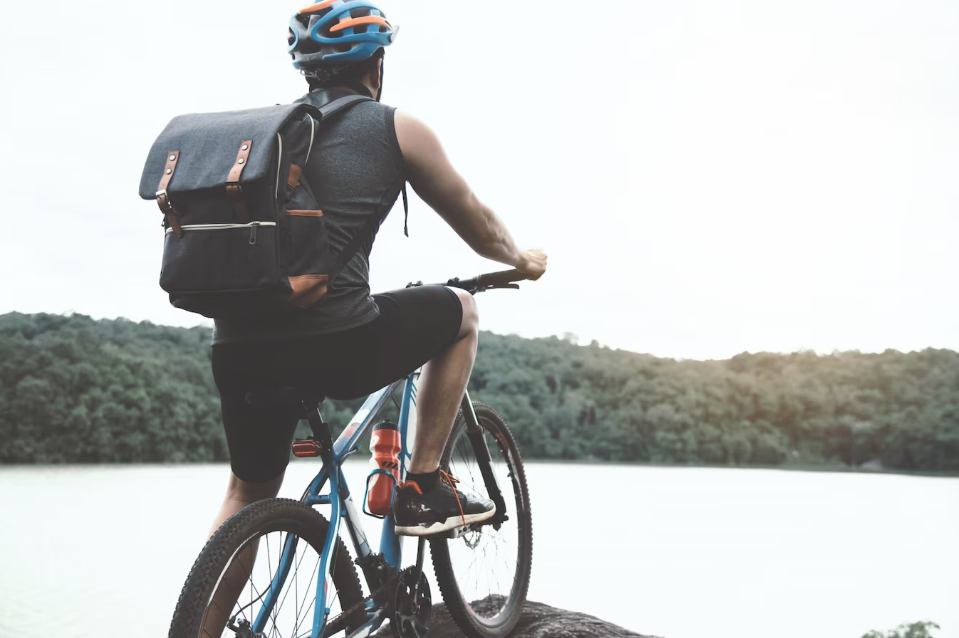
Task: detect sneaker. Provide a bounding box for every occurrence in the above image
[393,471,496,536]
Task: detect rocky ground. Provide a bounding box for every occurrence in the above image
[371,599,660,637]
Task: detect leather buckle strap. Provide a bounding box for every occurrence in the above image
[225,140,253,223]
[287,163,303,189]
[156,151,182,237]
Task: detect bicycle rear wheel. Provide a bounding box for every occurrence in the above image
[168,498,365,638]
[430,402,533,638]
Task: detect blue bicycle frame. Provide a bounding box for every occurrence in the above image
[249,370,428,638]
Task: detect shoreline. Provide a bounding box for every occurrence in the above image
[2,458,957,479]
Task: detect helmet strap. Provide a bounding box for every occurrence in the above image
[375,56,384,102]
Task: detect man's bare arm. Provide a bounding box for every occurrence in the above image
[394,111,547,280]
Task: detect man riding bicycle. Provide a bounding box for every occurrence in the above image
[207,0,547,541]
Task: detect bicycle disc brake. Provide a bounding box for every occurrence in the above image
[388,566,431,638]
[229,619,266,638]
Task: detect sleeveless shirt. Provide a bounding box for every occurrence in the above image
[212,89,406,345]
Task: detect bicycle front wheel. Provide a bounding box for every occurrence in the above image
[430,402,533,638]
[168,498,365,638]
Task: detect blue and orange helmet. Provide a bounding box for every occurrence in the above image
[288,0,398,69]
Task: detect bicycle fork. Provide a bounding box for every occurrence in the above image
[460,393,508,525]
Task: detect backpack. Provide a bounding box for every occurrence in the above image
[138,94,381,319]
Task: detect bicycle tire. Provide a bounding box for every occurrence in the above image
[168,498,365,638]
[430,402,533,638]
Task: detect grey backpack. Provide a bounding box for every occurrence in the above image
[138,94,374,319]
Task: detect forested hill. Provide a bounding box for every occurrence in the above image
[1,312,957,472]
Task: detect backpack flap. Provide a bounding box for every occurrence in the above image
[138,103,320,231]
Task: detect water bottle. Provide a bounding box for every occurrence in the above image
[366,420,401,516]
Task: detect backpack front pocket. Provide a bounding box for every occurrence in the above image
[160,222,279,293]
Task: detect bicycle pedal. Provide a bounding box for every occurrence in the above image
[446,524,475,539]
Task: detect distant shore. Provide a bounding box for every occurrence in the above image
[3,312,958,475]
[2,458,957,479]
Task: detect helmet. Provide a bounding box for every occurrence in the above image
[288,0,398,69]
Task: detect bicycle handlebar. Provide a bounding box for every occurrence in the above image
[407,269,528,294]
[448,269,526,293]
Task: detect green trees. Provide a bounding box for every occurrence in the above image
[2,312,958,472]
[466,334,959,471]
[862,621,940,638]
[0,313,225,464]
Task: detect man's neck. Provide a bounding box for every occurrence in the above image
[327,81,374,99]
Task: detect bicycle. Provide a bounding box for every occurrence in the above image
[168,270,534,638]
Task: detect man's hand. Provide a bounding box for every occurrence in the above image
[517,249,548,281]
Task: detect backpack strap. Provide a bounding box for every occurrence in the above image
[317,94,411,239]
[307,93,379,282]
[401,183,409,237]
[317,94,373,120]
[300,92,408,285]
[331,180,408,283]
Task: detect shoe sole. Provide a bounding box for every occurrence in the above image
[395,506,497,537]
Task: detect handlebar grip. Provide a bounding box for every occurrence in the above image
[477,269,526,288]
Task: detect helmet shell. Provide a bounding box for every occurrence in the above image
[289,0,397,69]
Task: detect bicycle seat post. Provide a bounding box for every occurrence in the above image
[303,396,334,459]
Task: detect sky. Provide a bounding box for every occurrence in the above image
[0,0,957,360]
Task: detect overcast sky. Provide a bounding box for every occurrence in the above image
[1,0,956,360]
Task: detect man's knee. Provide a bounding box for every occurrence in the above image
[453,288,479,336]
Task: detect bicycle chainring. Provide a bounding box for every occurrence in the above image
[388,566,431,638]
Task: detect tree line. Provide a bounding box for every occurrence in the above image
[1,312,957,473]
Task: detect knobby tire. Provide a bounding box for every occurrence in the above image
[429,402,534,638]
[167,498,364,638]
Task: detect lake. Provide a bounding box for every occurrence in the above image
[0,462,956,638]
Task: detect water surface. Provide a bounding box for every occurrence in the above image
[0,463,956,638]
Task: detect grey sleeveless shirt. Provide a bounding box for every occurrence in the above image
[212,90,406,345]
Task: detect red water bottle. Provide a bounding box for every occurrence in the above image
[367,420,401,516]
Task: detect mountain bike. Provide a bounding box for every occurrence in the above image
[168,270,533,638]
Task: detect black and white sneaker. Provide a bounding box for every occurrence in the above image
[393,471,496,536]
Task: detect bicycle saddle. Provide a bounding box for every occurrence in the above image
[243,386,325,417]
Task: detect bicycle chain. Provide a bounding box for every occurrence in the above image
[322,575,397,637]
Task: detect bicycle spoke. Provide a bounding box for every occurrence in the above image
[232,550,269,620]
[173,500,363,638]
[300,589,317,633]
[266,533,277,634]
[275,533,310,622]
[293,555,321,636]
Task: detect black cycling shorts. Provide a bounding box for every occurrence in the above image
[212,285,463,482]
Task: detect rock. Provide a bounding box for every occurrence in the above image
[372,599,659,637]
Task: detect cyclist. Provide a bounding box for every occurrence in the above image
[207,0,547,539]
